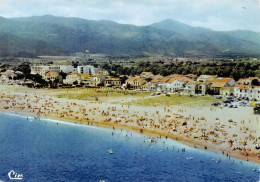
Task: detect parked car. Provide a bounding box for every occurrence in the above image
[211,102,221,106]
[223,100,232,104]
[215,95,222,99]
[254,107,260,114]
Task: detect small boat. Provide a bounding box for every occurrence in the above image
[216,158,221,163]
[109,150,113,154]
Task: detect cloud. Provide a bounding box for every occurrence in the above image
[0,0,259,31]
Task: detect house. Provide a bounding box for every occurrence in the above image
[163,78,184,92]
[250,86,260,100]
[140,82,150,91]
[64,73,82,84]
[160,75,192,93]
[140,72,154,79]
[125,77,147,90]
[236,78,250,85]
[133,78,147,90]
[156,77,171,92]
[234,85,260,100]
[210,82,229,95]
[212,77,235,87]
[236,77,259,85]
[146,79,160,91]
[183,80,196,95]
[125,77,137,86]
[195,81,208,95]
[80,77,91,86]
[92,74,105,86]
[209,78,235,95]
[43,71,62,83]
[220,87,234,97]
[180,77,193,84]
[104,78,121,87]
[78,74,105,87]
[80,73,92,86]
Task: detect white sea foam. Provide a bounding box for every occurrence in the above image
[40,118,98,129]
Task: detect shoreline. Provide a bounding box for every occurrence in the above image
[1,109,259,164]
[0,86,259,164]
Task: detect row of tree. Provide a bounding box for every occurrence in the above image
[102,61,260,80]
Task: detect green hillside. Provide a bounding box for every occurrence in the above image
[0,15,259,57]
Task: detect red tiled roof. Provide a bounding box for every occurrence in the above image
[235,85,250,90]
[126,77,137,82]
[213,78,233,82]
[106,77,120,81]
[158,77,170,83]
[211,82,227,88]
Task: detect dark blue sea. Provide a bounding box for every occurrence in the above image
[0,113,259,182]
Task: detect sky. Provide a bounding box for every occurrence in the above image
[0,0,259,32]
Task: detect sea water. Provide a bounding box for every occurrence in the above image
[0,113,259,182]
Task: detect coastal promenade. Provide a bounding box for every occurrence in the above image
[0,85,259,163]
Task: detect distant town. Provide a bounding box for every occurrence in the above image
[0,62,259,102]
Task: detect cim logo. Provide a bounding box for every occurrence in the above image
[8,170,23,180]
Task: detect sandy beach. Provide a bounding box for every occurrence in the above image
[0,85,259,163]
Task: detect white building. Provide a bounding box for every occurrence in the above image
[31,65,60,76]
[163,79,184,92]
[76,65,99,75]
[60,65,74,74]
[212,77,236,87]
[234,85,260,100]
[31,65,106,78]
[183,81,196,95]
[63,73,82,84]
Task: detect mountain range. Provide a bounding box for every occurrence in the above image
[0,15,260,57]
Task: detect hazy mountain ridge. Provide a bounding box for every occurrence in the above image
[0,31,70,57]
[0,15,259,57]
[151,19,260,54]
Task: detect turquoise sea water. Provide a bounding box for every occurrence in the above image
[0,113,259,182]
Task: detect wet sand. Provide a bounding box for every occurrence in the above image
[0,85,259,163]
